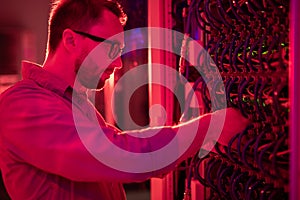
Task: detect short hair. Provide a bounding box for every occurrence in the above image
[47,0,127,54]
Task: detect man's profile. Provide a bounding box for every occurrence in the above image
[0,0,249,199]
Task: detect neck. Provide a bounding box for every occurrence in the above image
[42,52,76,88]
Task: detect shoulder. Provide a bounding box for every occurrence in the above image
[1,79,46,99]
[0,79,70,114]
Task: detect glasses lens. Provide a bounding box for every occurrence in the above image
[109,43,121,59]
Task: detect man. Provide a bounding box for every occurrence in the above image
[0,0,249,199]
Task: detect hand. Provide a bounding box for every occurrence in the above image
[212,108,250,146]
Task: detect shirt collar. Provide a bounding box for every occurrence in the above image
[22,60,71,97]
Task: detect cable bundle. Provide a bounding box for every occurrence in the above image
[174,0,290,199]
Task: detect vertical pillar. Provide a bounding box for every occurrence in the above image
[148,0,176,199]
[290,0,300,199]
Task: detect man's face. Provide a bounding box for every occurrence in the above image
[75,9,125,90]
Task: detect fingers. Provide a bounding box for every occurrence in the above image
[215,108,251,146]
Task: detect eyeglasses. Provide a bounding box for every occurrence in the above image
[72,30,123,59]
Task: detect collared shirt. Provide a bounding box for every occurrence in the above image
[0,61,204,200]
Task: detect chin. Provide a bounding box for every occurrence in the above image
[94,80,107,91]
[79,75,109,91]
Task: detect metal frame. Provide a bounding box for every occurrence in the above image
[290,0,299,199]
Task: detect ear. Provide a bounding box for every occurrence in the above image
[62,29,78,52]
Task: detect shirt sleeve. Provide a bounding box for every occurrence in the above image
[0,84,211,183]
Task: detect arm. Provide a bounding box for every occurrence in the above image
[0,87,248,183]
